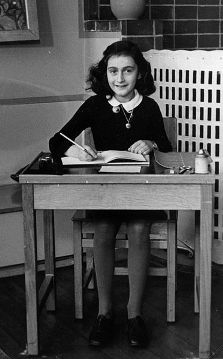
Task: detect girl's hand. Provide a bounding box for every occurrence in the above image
[65,145,98,161]
[128,140,155,155]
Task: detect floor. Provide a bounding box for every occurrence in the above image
[1,261,223,359]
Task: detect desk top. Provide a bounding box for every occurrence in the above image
[19,168,215,185]
[19,152,215,185]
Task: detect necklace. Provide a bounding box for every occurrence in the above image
[120,105,133,129]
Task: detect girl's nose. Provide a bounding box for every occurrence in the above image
[117,71,124,82]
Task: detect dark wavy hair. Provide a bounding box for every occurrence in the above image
[86,40,155,96]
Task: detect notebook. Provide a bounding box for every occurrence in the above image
[62,150,148,166]
[98,164,146,173]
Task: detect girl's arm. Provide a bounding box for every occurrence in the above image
[49,97,95,158]
[129,100,172,154]
[128,140,155,155]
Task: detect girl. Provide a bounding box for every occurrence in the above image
[49,40,172,348]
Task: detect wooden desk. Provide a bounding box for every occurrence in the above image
[19,169,214,358]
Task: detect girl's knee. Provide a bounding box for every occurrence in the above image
[127,221,150,236]
[94,235,114,248]
[94,221,119,247]
[127,221,150,247]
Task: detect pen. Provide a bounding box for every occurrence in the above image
[59,132,92,156]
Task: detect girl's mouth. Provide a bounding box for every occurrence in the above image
[115,84,127,88]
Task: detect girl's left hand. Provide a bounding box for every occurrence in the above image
[128,140,154,155]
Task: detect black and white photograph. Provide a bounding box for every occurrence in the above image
[0,1,222,358]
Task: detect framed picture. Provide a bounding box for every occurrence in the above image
[0,0,39,42]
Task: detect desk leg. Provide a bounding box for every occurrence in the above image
[43,210,56,311]
[199,185,213,359]
[167,217,176,322]
[194,211,200,314]
[73,221,83,319]
[22,184,39,355]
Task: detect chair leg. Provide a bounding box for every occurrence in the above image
[73,221,83,319]
[194,211,200,313]
[167,219,176,322]
[43,210,56,311]
[84,248,95,289]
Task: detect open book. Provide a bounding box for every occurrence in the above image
[62,150,148,166]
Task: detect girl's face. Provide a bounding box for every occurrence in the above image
[107,55,139,103]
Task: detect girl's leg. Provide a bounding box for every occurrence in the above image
[126,219,151,318]
[93,218,120,315]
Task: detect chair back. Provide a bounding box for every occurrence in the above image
[83,117,177,152]
[163,117,177,151]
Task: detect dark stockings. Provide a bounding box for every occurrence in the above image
[93,216,150,318]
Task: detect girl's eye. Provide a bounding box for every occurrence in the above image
[108,69,117,74]
[108,68,134,75]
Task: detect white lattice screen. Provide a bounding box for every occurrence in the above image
[144,50,223,247]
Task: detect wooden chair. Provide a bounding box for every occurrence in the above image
[72,117,178,322]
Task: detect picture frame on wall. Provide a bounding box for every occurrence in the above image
[0,0,39,43]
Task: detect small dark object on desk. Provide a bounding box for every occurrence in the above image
[38,154,54,172]
[178,166,195,174]
[39,153,63,175]
[170,166,195,174]
[11,152,63,181]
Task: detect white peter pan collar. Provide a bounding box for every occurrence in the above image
[108,90,143,112]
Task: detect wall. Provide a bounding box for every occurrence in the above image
[84,0,223,50]
[0,0,119,182]
[1,0,81,182]
[0,0,118,268]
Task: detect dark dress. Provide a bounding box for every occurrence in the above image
[49,94,172,156]
[49,94,172,222]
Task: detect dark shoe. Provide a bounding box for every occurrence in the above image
[127,316,149,347]
[89,314,113,346]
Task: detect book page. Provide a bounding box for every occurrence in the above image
[62,156,103,166]
[62,150,147,166]
[101,150,146,163]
